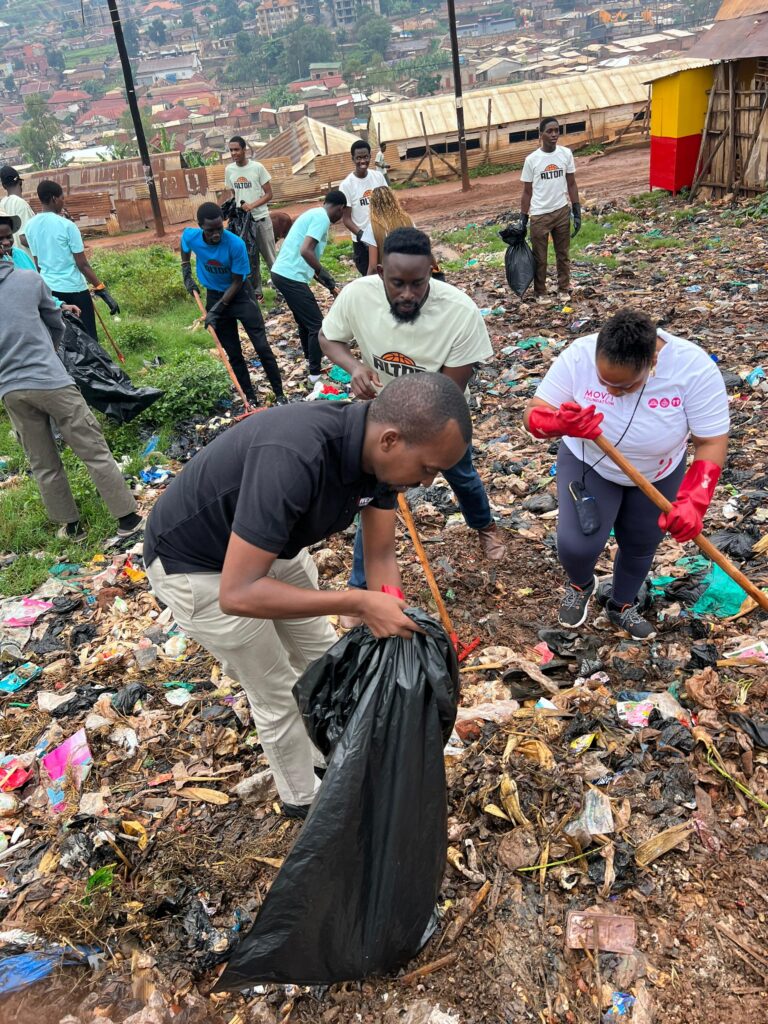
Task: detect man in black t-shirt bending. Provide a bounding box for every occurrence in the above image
[144,373,470,818]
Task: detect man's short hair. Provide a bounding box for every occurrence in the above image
[196,201,223,225]
[37,180,63,204]
[324,188,347,207]
[539,117,559,133]
[351,139,371,157]
[0,165,21,188]
[369,372,472,446]
[229,135,246,149]
[596,308,658,371]
[383,226,432,260]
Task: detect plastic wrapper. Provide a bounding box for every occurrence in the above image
[215,609,459,989]
[60,315,163,424]
[500,223,536,298]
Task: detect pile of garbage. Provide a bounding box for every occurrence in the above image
[1,192,767,1024]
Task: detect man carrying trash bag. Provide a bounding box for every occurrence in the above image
[144,373,470,817]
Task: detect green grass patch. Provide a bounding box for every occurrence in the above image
[468,161,522,179]
[64,43,116,69]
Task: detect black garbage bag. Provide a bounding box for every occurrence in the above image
[500,222,535,298]
[60,315,162,424]
[215,610,459,990]
[221,197,260,277]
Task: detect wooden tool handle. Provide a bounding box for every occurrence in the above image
[397,492,456,637]
[192,291,253,412]
[594,434,768,612]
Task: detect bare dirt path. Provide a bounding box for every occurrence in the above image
[86,146,650,252]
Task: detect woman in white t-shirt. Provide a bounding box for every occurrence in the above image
[523,308,729,640]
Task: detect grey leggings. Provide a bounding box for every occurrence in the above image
[555,443,686,605]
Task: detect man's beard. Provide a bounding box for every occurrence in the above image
[388,303,421,324]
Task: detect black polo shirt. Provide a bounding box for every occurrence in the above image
[143,401,397,575]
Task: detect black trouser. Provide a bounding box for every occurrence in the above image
[206,285,283,400]
[352,240,369,276]
[270,271,323,375]
[52,289,97,340]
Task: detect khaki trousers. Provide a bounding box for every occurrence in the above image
[145,551,337,805]
[3,385,136,524]
[250,216,277,294]
[530,203,571,295]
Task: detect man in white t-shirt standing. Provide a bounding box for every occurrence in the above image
[520,117,581,304]
[320,227,506,628]
[224,136,276,298]
[340,140,387,276]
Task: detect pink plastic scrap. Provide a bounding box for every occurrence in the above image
[2,597,53,628]
[41,728,92,812]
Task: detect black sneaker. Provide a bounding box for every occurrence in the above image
[274,395,289,406]
[606,600,656,640]
[117,513,145,538]
[558,576,596,628]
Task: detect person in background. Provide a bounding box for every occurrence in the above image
[25,180,119,341]
[320,226,506,630]
[144,373,471,818]
[0,260,142,541]
[0,165,34,259]
[523,308,729,640]
[340,140,387,276]
[182,202,286,407]
[520,117,581,305]
[375,143,390,184]
[361,186,443,279]
[270,190,347,385]
[225,136,275,299]
[0,205,80,317]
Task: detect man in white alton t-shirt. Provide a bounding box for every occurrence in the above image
[320,226,506,629]
[340,139,387,276]
[224,135,276,298]
[520,117,581,304]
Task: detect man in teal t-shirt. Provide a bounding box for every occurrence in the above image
[270,190,347,383]
[25,180,119,341]
[181,202,285,406]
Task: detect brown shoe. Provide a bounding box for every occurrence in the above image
[339,614,363,629]
[477,522,506,560]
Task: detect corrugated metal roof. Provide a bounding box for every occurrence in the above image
[370,57,715,143]
[715,0,768,21]
[257,116,359,173]
[689,13,768,58]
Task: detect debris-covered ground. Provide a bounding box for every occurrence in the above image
[2,190,768,1024]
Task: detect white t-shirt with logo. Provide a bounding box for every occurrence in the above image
[521,145,575,216]
[340,169,387,238]
[535,330,730,486]
[321,276,493,384]
[225,159,271,221]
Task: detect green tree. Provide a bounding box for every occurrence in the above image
[182,10,194,27]
[265,84,290,108]
[221,13,243,32]
[119,105,154,151]
[17,95,63,169]
[415,69,440,95]
[83,78,107,98]
[4,74,16,93]
[123,19,140,57]
[235,30,253,54]
[148,17,167,45]
[45,46,65,72]
[217,0,240,16]
[283,22,338,80]
[355,13,391,57]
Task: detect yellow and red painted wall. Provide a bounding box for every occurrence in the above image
[650,66,715,193]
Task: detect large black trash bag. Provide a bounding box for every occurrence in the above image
[215,609,459,990]
[500,222,536,298]
[60,315,163,424]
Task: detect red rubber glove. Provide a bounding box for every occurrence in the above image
[528,402,604,440]
[658,460,721,542]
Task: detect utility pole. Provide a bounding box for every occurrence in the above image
[446,0,471,192]
[107,0,165,236]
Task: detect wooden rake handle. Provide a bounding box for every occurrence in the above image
[594,434,768,612]
[397,492,456,639]
[192,290,254,413]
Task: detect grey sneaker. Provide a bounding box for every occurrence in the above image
[606,600,656,640]
[558,576,596,628]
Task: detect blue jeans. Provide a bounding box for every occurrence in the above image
[349,446,492,589]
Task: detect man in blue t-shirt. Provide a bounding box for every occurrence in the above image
[270,189,347,384]
[181,202,285,406]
